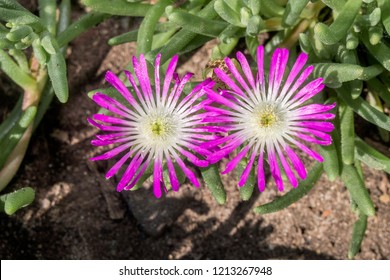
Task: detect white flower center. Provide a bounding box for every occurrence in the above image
[239,101,289,141]
[137,108,182,151]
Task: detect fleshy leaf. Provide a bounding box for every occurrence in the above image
[341,164,375,216]
[355,137,390,174]
[336,87,390,132]
[47,50,69,103]
[314,0,362,45]
[0,187,35,215]
[282,0,309,26]
[348,211,368,259]
[339,103,355,165]
[200,165,227,205]
[0,106,37,170]
[237,158,255,201]
[254,162,323,214]
[81,0,151,16]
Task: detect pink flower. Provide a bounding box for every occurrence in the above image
[88,54,214,198]
[203,46,336,191]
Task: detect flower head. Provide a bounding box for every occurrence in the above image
[88,54,213,198]
[203,46,336,191]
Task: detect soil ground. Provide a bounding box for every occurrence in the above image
[0,2,389,260]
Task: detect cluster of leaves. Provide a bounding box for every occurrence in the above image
[1,0,389,258]
[0,0,108,214]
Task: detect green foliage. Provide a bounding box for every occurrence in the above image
[2,0,390,259]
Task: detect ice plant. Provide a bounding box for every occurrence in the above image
[88,54,214,198]
[203,46,336,192]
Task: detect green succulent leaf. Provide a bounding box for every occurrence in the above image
[336,87,390,132]
[0,187,35,215]
[254,162,323,214]
[167,6,227,37]
[339,103,355,165]
[246,15,264,36]
[312,63,383,85]
[38,0,57,35]
[136,0,172,55]
[355,137,390,174]
[57,12,109,48]
[259,0,284,17]
[378,0,390,35]
[0,49,35,90]
[200,165,227,205]
[146,0,217,65]
[314,0,362,45]
[0,0,44,29]
[318,142,340,181]
[341,164,375,216]
[47,50,69,103]
[0,106,37,170]
[360,31,390,71]
[282,0,309,26]
[80,0,151,16]
[214,0,244,27]
[348,211,368,259]
[237,158,255,201]
[0,95,22,142]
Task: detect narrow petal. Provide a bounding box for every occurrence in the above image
[225,57,251,94]
[172,151,200,187]
[236,51,256,89]
[155,53,161,105]
[90,143,131,161]
[292,121,335,132]
[162,55,179,104]
[166,156,180,192]
[177,147,208,167]
[222,145,250,174]
[295,102,336,116]
[279,52,308,98]
[238,150,256,187]
[153,158,163,198]
[268,147,284,191]
[205,87,241,110]
[257,150,266,192]
[281,65,314,104]
[105,71,142,113]
[288,137,324,162]
[257,45,265,87]
[92,93,129,118]
[93,114,133,125]
[124,155,152,191]
[276,145,298,188]
[214,68,245,97]
[106,151,132,178]
[133,55,154,107]
[117,152,143,191]
[207,138,244,164]
[285,146,306,179]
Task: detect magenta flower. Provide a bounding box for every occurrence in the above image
[88,54,214,198]
[203,46,336,191]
